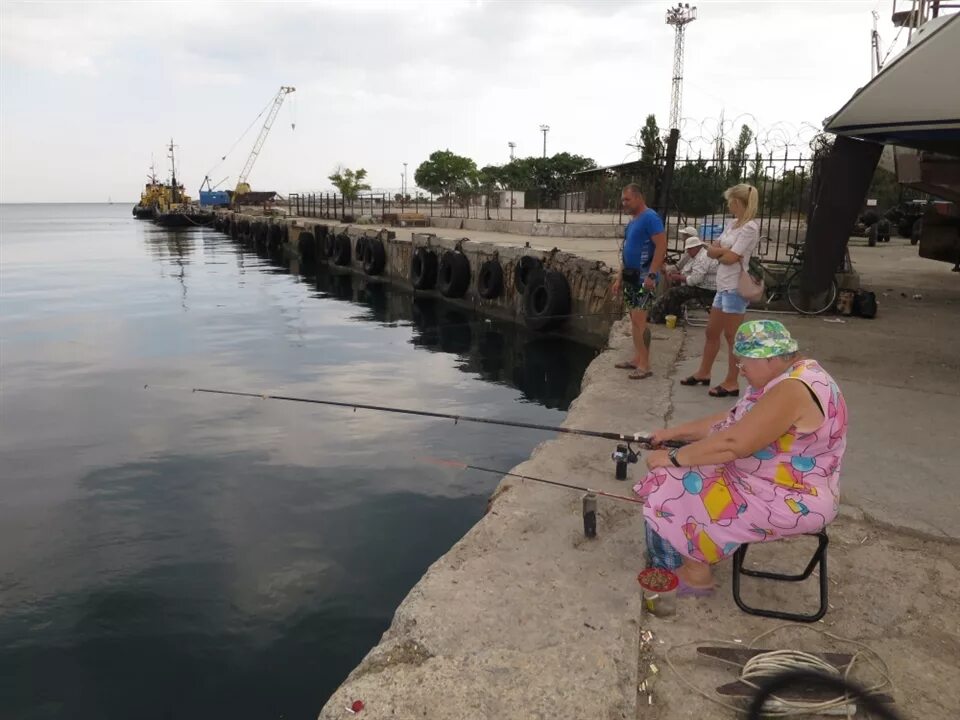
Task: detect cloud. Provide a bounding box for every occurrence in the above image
[0,0,912,202]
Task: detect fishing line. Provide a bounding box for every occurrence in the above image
[420,456,644,505]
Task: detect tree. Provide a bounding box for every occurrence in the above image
[638,114,663,163]
[328,166,371,200]
[727,125,754,183]
[414,150,479,198]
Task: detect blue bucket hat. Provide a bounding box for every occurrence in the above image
[734,320,799,358]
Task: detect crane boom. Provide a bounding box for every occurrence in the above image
[234,85,295,197]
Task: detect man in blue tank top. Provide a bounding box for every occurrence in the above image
[611,184,666,379]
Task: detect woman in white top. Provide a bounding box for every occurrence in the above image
[680,184,760,397]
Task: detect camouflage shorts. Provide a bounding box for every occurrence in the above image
[623,280,654,311]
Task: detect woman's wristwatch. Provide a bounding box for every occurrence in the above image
[668,447,682,467]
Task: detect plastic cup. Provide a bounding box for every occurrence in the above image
[665,314,678,329]
[638,568,679,618]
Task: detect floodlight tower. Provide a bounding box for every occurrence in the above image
[665,3,697,131]
[508,141,516,161]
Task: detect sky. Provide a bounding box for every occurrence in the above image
[0,0,908,203]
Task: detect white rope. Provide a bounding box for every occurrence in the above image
[663,624,893,718]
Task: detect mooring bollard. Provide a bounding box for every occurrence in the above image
[582,493,597,538]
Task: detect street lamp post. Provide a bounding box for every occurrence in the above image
[539,124,550,158]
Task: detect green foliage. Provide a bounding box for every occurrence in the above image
[726,125,754,184]
[328,166,371,200]
[638,114,663,163]
[865,166,901,210]
[414,150,479,198]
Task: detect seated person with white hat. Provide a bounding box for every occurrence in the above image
[649,227,718,324]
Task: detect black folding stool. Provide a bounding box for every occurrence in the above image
[731,530,829,623]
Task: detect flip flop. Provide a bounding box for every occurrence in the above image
[677,579,716,598]
[615,361,638,370]
[680,376,710,386]
[629,370,653,380]
[709,385,740,398]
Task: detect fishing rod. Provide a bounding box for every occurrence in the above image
[421,456,644,505]
[175,386,678,447]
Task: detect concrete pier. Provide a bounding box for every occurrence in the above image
[210,212,960,718]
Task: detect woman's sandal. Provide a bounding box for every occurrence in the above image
[680,376,710,386]
[614,361,638,370]
[677,579,716,598]
[709,385,740,398]
[629,370,653,380]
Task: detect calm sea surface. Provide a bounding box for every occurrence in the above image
[0,204,597,720]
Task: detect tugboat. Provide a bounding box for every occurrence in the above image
[152,140,213,228]
[132,163,168,219]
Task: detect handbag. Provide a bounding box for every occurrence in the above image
[737,256,765,302]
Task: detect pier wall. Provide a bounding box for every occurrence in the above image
[213,211,621,344]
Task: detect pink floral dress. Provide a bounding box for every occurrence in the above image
[634,359,848,564]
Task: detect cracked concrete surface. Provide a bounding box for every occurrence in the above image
[317,237,960,719]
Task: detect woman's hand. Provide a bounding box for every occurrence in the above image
[611,273,622,295]
[706,243,723,259]
[646,428,675,447]
[646,450,671,470]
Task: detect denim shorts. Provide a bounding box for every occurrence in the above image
[712,289,749,314]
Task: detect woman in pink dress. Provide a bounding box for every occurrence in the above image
[635,320,848,594]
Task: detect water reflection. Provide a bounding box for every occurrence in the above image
[0,206,601,720]
[300,264,597,410]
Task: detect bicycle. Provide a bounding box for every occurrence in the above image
[755,241,838,316]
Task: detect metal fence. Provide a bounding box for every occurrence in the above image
[287,153,819,263]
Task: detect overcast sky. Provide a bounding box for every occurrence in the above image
[0,0,906,203]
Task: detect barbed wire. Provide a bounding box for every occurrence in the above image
[626,114,826,164]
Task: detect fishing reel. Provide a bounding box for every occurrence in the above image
[611,442,639,480]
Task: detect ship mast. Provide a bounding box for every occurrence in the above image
[168,139,179,204]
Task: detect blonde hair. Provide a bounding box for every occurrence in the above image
[723,183,758,227]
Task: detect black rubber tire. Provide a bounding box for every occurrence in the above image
[323,231,337,259]
[230,218,240,239]
[268,224,285,250]
[239,220,251,240]
[523,270,571,331]
[786,273,838,315]
[515,256,543,294]
[362,237,387,275]
[213,217,223,232]
[222,218,231,236]
[355,236,368,260]
[477,259,504,299]
[253,223,268,247]
[867,224,878,247]
[437,251,471,298]
[411,247,438,290]
[298,231,316,263]
[333,233,352,266]
[910,218,921,246]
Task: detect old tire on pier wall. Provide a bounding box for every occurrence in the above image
[333,233,352,266]
[362,238,387,276]
[220,217,230,235]
[313,225,329,254]
[523,269,571,332]
[514,256,543,295]
[239,220,252,241]
[230,217,240,239]
[410,247,438,290]
[437,251,471,299]
[322,231,338,259]
[477,259,504,299]
[267,224,286,251]
[297,231,317,264]
[253,223,268,249]
[355,236,368,261]
[213,216,223,232]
